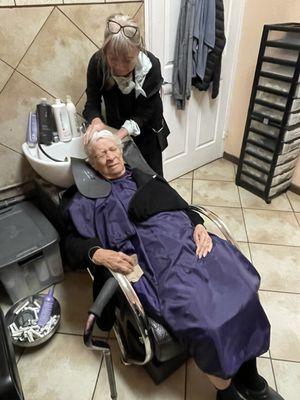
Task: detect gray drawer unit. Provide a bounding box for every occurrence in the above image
[236,23,300,203]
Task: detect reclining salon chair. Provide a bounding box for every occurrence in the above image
[31,138,239,399]
[83,205,239,400]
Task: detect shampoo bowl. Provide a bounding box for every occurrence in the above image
[22,137,87,188]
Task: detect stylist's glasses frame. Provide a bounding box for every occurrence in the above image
[107,20,139,39]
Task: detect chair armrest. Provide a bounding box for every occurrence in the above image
[84,277,118,352]
[190,205,239,249]
[109,270,153,365]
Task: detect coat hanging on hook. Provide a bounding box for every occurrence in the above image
[172,0,226,110]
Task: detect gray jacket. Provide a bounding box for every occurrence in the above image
[172,0,216,110]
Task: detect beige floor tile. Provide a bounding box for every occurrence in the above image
[239,188,292,211]
[201,206,247,242]
[237,242,251,261]
[296,213,300,225]
[193,180,241,207]
[194,158,235,181]
[272,359,300,400]
[93,340,185,400]
[54,271,107,338]
[18,8,98,103]
[259,291,300,362]
[0,7,52,67]
[243,209,300,246]
[286,191,300,212]
[0,59,13,91]
[257,357,276,389]
[250,244,300,293]
[186,359,216,400]
[18,333,101,400]
[179,171,193,179]
[60,2,141,48]
[169,178,192,203]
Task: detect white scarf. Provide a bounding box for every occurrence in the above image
[112,52,152,98]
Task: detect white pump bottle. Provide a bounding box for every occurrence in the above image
[66,95,80,137]
[52,99,72,142]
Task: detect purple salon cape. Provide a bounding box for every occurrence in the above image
[68,172,270,378]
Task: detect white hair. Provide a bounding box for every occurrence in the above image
[84,130,123,164]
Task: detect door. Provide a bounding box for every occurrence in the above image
[144,0,245,181]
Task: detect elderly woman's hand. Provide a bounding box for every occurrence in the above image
[83,117,106,145]
[92,248,135,274]
[193,224,213,258]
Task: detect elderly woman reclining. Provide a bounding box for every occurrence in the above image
[64,132,283,400]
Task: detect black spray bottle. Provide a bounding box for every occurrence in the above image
[36,98,53,145]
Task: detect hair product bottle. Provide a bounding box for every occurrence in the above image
[37,287,55,327]
[51,99,72,142]
[36,98,53,145]
[26,112,38,147]
[66,95,80,137]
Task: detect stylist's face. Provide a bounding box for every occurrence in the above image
[91,138,126,180]
[106,46,139,77]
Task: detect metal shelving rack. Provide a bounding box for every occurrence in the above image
[236,23,300,203]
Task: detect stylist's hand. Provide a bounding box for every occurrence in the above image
[193,224,213,259]
[92,248,135,275]
[83,117,106,144]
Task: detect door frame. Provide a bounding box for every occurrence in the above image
[144,0,246,164]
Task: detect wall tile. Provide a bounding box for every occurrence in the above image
[0,60,13,92]
[17,8,97,103]
[0,7,53,67]
[16,0,61,5]
[60,2,142,48]
[64,0,104,3]
[134,2,145,36]
[0,0,14,7]
[0,71,53,152]
[0,144,34,188]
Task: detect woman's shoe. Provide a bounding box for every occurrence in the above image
[233,378,284,400]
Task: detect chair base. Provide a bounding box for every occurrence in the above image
[144,352,188,385]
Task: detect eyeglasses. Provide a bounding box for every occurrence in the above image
[107,20,139,39]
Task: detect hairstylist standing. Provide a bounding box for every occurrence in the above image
[83,13,169,176]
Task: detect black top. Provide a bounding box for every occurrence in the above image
[83,50,165,152]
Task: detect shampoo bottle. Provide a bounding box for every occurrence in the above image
[66,95,80,137]
[26,112,38,147]
[51,99,72,142]
[36,98,53,145]
[37,287,55,327]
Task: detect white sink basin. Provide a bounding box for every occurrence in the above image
[22,137,87,188]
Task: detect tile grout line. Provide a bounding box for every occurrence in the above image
[259,288,300,295]
[57,6,101,50]
[184,360,188,400]
[269,350,279,393]
[0,7,56,99]
[236,185,252,252]
[91,355,105,400]
[14,7,56,73]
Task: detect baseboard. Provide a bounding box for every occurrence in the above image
[223,152,300,195]
[223,152,239,166]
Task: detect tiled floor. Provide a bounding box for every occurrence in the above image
[1,158,300,400]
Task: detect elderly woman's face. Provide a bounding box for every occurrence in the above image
[106,46,139,77]
[91,138,125,179]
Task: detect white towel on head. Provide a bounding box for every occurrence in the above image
[91,130,114,142]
